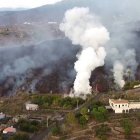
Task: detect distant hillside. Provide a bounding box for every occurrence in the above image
[0,22,63,46]
[0,0,118,25]
[0,0,139,26]
[0,8,28,11]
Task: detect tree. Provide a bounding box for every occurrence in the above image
[79,116,88,126]
[95,124,111,140]
[80,107,89,120]
[80,107,88,116]
[121,119,133,137]
[66,112,77,126]
[17,119,39,133]
[59,97,73,109]
[52,96,61,106]
[98,106,108,119]
[51,125,61,136]
[9,133,29,140]
[136,113,140,121]
[92,106,108,122]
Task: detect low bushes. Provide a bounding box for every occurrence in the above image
[31,95,85,109]
[17,119,40,133]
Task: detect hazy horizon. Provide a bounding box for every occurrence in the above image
[0,0,65,9]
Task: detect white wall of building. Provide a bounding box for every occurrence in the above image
[25,103,38,111]
[109,99,129,113]
[129,102,140,109]
[109,99,140,113]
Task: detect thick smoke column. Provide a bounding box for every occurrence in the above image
[109,47,138,88]
[74,47,106,96]
[60,7,110,97]
[113,61,125,88]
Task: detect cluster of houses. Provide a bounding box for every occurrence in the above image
[0,112,17,135]
[0,100,65,139]
[0,102,39,138]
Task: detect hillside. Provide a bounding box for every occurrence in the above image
[0,22,63,46]
[0,0,140,96]
[0,0,139,25]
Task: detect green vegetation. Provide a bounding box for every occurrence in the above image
[74,107,89,126]
[91,106,108,122]
[80,107,88,118]
[8,133,29,140]
[17,119,41,133]
[79,115,88,126]
[136,113,140,121]
[123,81,140,90]
[51,124,61,136]
[88,101,104,110]
[31,95,85,109]
[120,119,133,137]
[66,112,77,126]
[70,102,108,127]
[80,107,89,122]
[0,91,139,140]
[95,124,111,140]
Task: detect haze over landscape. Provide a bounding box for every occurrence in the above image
[0,0,65,8]
[1,1,140,140]
[0,0,139,96]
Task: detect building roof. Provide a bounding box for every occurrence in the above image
[3,126,16,134]
[26,103,38,107]
[110,99,129,104]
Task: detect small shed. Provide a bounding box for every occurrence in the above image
[25,103,39,111]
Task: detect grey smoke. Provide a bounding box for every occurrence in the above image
[87,0,140,87]
[59,0,140,88]
[105,21,138,87]
[0,39,79,95]
[113,61,125,88]
[0,0,140,93]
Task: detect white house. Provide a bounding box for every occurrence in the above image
[25,103,39,111]
[109,99,129,113]
[109,99,140,113]
[134,84,140,88]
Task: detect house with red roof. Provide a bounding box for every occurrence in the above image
[3,126,16,134]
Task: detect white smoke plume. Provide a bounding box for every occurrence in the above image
[113,61,125,88]
[110,48,138,88]
[74,47,106,96]
[60,7,110,97]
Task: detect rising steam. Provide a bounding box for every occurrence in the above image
[60,7,110,97]
[108,47,138,88]
[113,61,125,88]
